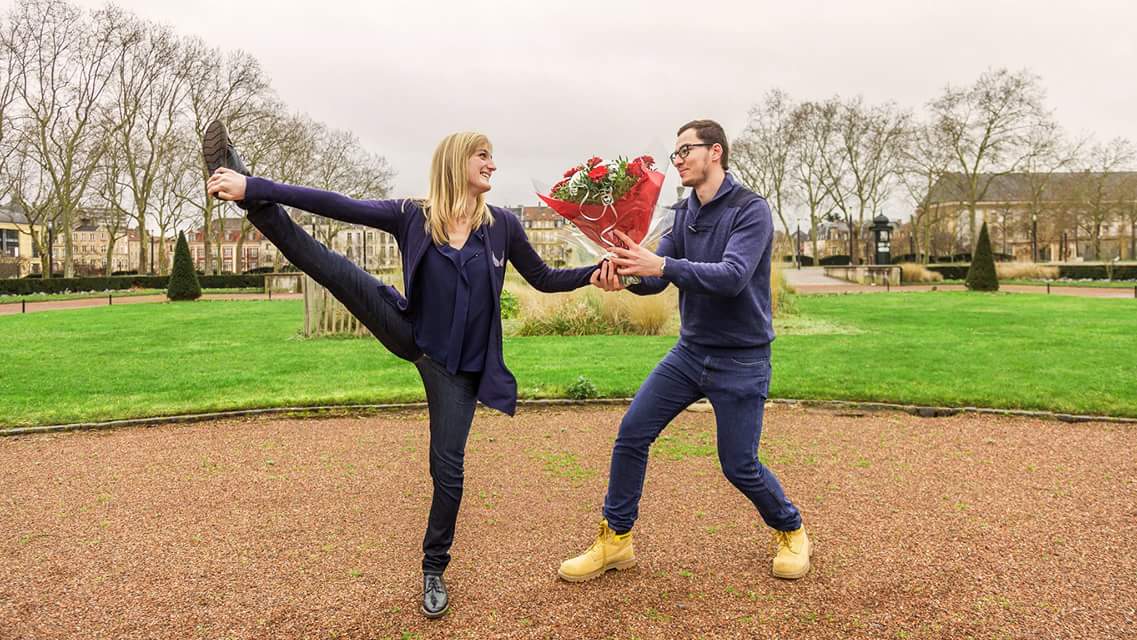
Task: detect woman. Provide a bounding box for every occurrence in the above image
[206,124,609,619]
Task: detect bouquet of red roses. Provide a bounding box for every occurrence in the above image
[538,155,665,251]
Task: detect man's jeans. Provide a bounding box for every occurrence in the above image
[603,341,801,533]
[246,202,478,574]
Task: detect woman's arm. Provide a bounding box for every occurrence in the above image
[506,216,596,292]
[208,168,407,234]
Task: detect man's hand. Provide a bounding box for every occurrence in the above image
[608,230,664,277]
[206,167,247,201]
[590,259,625,292]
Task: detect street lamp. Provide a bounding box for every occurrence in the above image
[795,221,802,269]
[1031,213,1038,263]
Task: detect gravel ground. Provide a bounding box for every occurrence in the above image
[2,405,1134,639]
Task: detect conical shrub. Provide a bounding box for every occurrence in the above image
[965,221,999,292]
[167,231,202,301]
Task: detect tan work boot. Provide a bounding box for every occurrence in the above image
[771,526,811,579]
[558,519,636,582]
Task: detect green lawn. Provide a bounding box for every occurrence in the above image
[0,292,1134,428]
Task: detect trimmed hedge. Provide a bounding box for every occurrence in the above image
[819,255,852,266]
[781,255,816,266]
[926,263,1137,281]
[0,273,266,295]
[1057,264,1137,280]
[926,265,970,279]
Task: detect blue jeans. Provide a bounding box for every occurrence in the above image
[246,202,478,574]
[603,341,801,533]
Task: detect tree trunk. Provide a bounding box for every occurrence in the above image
[62,207,75,278]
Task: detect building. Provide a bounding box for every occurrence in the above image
[70,213,135,275]
[924,172,1137,261]
[187,217,271,273]
[0,204,38,278]
[187,211,402,274]
[517,205,571,266]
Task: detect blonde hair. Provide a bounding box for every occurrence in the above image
[422,132,494,245]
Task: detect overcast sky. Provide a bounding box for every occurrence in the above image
[66,0,1137,219]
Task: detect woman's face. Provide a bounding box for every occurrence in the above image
[467,145,496,195]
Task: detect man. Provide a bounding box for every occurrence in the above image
[561,119,810,582]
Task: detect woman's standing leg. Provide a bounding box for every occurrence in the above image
[415,357,480,574]
[413,357,479,618]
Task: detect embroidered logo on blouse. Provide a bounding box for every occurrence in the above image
[492,252,504,267]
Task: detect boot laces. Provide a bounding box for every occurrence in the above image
[587,522,611,555]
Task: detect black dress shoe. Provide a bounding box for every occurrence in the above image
[202,119,251,178]
[421,573,449,619]
[203,119,260,209]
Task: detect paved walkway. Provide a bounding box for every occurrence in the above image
[783,267,1137,299]
[0,292,303,315]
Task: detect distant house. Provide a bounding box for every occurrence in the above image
[925,172,1137,261]
[0,204,36,278]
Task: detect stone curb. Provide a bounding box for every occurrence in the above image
[3,397,1134,437]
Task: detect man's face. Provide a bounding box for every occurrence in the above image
[671,129,719,188]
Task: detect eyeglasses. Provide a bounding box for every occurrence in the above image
[669,143,714,164]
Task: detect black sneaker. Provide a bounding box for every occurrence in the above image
[421,573,449,619]
[202,119,251,179]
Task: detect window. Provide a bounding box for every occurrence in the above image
[0,229,18,257]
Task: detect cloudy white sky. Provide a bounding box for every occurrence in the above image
[67,0,1137,219]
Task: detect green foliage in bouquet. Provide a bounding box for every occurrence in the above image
[550,156,653,206]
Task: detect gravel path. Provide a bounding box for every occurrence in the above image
[2,405,1134,639]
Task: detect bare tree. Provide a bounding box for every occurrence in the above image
[2,0,129,277]
[152,127,200,275]
[92,127,132,275]
[1120,173,1137,261]
[733,89,799,262]
[184,40,270,274]
[791,100,840,261]
[822,96,909,264]
[3,134,57,273]
[111,17,194,274]
[1070,138,1135,260]
[0,25,18,186]
[898,121,954,263]
[928,68,1054,245]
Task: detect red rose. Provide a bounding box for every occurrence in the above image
[587,156,603,168]
[588,165,609,181]
[634,155,655,169]
[627,162,644,178]
[564,165,582,178]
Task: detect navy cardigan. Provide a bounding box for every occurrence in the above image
[244,176,596,415]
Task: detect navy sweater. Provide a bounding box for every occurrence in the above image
[628,173,775,350]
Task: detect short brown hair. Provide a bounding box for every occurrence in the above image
[677,119,729,170]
